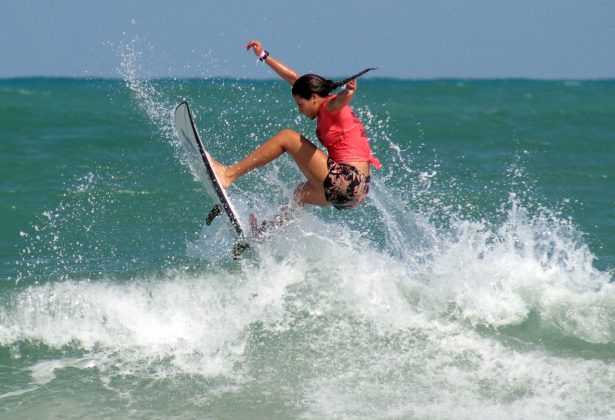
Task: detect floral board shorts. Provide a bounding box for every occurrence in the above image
[323,159,371,210]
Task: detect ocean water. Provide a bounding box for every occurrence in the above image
[1,67,614,418]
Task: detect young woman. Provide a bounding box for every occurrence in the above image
[211,39,380,215]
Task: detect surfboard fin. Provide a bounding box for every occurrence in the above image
[206,205,221,225]
[232,241,250,259]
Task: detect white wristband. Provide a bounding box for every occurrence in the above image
[258,50,270,62]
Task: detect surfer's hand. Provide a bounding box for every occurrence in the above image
[245,40,263,57]
[344,79,357,94]
[329,80,357,112]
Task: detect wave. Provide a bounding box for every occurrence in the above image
[3,37,614,418]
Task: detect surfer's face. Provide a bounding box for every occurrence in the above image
[293,94,320,120]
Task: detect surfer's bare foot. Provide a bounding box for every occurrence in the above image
[210,157,232,189]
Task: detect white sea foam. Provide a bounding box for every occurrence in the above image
[3,183,615,417]
[4,41,606,417]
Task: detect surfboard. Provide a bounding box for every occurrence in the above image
[173,101,249,257]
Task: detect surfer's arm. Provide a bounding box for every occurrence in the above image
[246,39,299,85]
[326,79,357,114]
[264,56,300,85]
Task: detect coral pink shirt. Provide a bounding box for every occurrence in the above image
[316,96,381,169]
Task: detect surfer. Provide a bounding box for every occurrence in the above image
[211,40,380,234]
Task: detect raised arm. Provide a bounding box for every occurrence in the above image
[326,79,357,114]
[246,40,300,85]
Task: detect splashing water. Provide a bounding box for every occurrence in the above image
[2,44,614,418]
[117,37,177,143]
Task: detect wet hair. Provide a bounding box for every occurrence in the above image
[291,67,378,99]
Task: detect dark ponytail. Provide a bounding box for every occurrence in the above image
[291,67,378,99]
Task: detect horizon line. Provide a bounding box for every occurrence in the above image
[2,75,615,83]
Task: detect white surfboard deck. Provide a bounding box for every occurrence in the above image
[173,101,249,257]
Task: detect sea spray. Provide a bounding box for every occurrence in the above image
[2,66,614,418]
[107,45,615,354]
[117,37,177,144]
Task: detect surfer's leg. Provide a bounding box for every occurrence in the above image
[249,181,331,240]
[212,129,329,194]
[250,204,299,239]
[293,181,330,207]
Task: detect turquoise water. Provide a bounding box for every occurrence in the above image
[1,71,614,418]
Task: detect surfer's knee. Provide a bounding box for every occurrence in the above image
[275,128,309,154]
[269,128,302,154]
[276,128,301,145]
[278,128,299,137]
